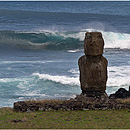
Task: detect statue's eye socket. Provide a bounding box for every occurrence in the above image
[86,34,91,39]
[97,35,102,39]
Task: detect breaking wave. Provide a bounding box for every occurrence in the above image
[33,73,79,86]
[33,65,130,89]
[0,29,130,51]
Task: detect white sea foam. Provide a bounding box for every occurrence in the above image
[0,77,25,83]
[107,65,130,87]
[67,49,81,53]
[62,29,130,49]
[33,73,80,86]
[16,91,46,97]
[103,32,130,49]
[0,60,53,64]
[60,31,85,41]
[54,94,77,99]
[68,68,79,77]
[16,79,32,89]
[68,68,79,74]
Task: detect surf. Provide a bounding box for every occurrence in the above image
[0,29,130,51]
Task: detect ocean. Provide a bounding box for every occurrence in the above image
[0,1,130,107]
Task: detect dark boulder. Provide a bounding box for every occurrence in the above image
[109,88,130,99]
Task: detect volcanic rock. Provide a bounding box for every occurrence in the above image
[109,88,130,99]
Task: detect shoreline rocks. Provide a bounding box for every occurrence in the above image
[109,87,130,99]
[13,88,130,112]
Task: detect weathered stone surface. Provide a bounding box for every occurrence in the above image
[84,32,104,56]
[78,32,108,97]
[78,55,108,94]
[14,101,42,112]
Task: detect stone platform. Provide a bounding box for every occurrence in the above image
[13,91,130,112]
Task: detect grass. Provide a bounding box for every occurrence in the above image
[0,107,130,129]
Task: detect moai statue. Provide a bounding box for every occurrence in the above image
[78,32,108,97]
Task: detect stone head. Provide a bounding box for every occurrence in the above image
[84,32,104,56]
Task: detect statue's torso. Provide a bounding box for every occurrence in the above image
[78,55,108,92]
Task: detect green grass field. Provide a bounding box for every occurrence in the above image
[0,107,130,129]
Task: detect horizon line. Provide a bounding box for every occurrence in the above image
[0,0,130,1]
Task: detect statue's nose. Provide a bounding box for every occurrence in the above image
[92,37,96,43]
[90,38,96,46]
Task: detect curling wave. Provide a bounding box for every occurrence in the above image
[0,29,130,51]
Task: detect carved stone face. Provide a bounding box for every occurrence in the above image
[84,32,104,56]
